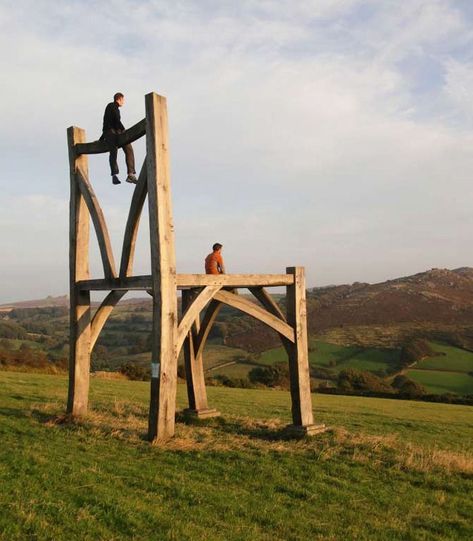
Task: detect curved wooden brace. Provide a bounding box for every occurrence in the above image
[194,299,223,359]
[76,167,117,279]
[249,286,291,354]
[176,285,222,356]
[213,290,295,342]
[90,290,127,350]
[249,287,286,321]
[119,160,148,276]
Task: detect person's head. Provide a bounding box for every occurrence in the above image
[114,92,125,107]
[212,243,223,252]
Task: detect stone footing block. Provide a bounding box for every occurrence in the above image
[285,424,327,437]
[183,408,221,419]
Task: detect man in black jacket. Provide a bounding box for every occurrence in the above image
[101,92,137,185]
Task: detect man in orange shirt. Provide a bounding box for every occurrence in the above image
[205,243,225,274]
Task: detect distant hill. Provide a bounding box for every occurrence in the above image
[0,295,69,311]
[309,268,473,331]
[0,295,149,311]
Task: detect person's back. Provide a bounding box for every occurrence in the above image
[102,101,125,133]
[205,243,225,274]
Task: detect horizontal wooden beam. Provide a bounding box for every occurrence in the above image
[76,273,295,291]
[74,118,146,155]
[177,274,294,288]
[76,275,151,291]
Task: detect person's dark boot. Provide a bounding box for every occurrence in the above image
[112,175,121,185]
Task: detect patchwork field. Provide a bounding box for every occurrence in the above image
[417,342,473,372]
[407,369,473,396]
[1,371,472,540]
[404,342,473,396]
[259,340,400,375]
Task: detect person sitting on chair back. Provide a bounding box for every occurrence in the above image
[205,243,225,274]
[101,92,137,185]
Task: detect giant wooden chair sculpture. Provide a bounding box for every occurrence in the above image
[67,92,324,442]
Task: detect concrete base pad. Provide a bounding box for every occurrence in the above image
[183,408,221,419]
[285,423,327,437]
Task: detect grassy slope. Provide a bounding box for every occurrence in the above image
[209,362,258,378]
[418,343,473,372]
[259,341,473,396]
[259,341,399,374]
[407,369,473,395]
[1,371,472,541]
[405,342,473,395]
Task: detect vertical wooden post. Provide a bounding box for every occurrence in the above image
[182,289,219,418]
[146,93,178,442]
[67,127,91,416]
[286,267,325,435]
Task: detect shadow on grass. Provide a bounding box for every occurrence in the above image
[27,407,150,443]
[176,411,309,442]
[0,403,78,426]
[2,402,315,446]
[0,407,31,419]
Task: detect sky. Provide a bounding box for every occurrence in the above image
[1,0,473,303]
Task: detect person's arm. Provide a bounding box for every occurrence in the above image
[112,103,125,131]
[218,254,225,274]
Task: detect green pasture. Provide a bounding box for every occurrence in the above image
[208,362,257,379]
[417,342,473,373]
[310,340,362,367]
[201,345,248,370]
[341,348,400,373]
[0,371,472,540]
[407,369,473,396]
[259,341,399,375]
[259,341,361,367]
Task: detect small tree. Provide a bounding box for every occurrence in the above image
[398,378,425,399]
[337,369,392,393]
[249,363,290,388]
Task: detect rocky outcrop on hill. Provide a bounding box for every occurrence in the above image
[308,268,473,333]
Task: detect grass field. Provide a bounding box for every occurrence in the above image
[417,342,473,372]
[406,342,473,396]
[341,347,400,373]
[259,341,360,367]
[1,371,472,540]
[407,369,473,396]
[208,361,258,378]
[259,341,400,375]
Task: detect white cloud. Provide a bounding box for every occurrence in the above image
[442,59,473,121]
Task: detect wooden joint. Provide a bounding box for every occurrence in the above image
[213,290,295,342]
[176,285,222,355]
